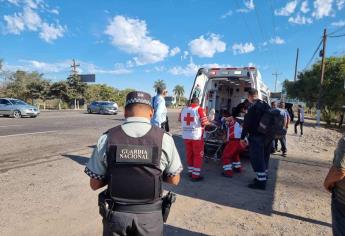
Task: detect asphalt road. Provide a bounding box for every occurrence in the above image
[0,110,180,173]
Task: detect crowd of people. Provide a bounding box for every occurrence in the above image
[83,87,344,236]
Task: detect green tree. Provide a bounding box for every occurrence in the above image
[49,81,69,110]
[67,74,87,109]
[26,79,51,107]
[173,85,185,106]
[5,70,43,101]
[153,79,166,92]
[284,56,345,125]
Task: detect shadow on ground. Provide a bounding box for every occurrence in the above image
[164,134,331,228]
[164,225,208,235]
[62,154,89,165]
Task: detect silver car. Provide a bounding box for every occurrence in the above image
[87,101,118,115]
[0,98,40,118]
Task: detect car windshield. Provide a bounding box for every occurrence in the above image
[99,102,114,106]
[10,99,27,105]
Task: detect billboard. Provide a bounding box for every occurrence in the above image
[79,74,95,83]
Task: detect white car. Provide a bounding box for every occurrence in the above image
[0,98,40,118]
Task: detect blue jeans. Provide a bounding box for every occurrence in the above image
[249,135,271,181]
[332,194,345,236]
[275,135,287,153]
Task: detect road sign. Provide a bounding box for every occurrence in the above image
[79,74,95,83]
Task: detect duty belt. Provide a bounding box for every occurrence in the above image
[111,201,162,213]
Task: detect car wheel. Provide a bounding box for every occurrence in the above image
[87,109,92,114]
[12,110,21,118]
[100,109,105,115]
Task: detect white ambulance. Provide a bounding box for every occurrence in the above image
[189,67,270,119]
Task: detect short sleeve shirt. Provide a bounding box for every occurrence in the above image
[333,136,345,204]
[84,117,183,180]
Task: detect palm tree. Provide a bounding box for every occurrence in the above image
[153,80,166,93]
[173,85,184,106]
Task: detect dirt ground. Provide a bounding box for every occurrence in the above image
[0,115,343,236]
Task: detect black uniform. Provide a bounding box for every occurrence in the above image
[241,99,271,188]
[85,91,182,236]
[101,125,165,236]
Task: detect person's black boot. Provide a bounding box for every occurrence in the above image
[248,179,267,190]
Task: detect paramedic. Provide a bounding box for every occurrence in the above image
[221,116,247,177]
[180,97,209,181]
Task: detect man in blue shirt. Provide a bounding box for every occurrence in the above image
[152,87,168,131]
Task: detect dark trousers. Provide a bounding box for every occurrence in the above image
[332,194,345,236]
[294,120,304,135]
[103,211,163,236]
[274,135,287,153]
[249,135,271,181]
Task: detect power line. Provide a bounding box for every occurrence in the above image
[253,4,266,43]
[303,39,322,70]
[233,0,257,45]
[328,33,345,38]
[328,25,345,36]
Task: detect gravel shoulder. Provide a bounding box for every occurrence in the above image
[0,116,342,236]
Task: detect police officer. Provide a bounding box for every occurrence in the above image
[240,88,271,190]
[85,91,183,236]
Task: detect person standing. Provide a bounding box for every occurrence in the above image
[295,104,304,136]
[152,87,169,132]
[240,88,271,190]
[324,136,345,236]
[85,91,183,236]
[274,102,290,156]
[180,97,208,181]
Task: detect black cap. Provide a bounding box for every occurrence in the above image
[125,91,152,108]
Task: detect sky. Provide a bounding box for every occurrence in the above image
[1,0,345,96]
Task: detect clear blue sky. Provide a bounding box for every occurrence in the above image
[1,0,345,96]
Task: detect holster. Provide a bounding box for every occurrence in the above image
[98,190,113,220]
[162,191,176,223]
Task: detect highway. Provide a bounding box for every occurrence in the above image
[0,110,180,173]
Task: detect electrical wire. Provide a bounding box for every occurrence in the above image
[328,33,345,38]
[303,40,323,70]
[233,0,257,45]
[328,26,345,36]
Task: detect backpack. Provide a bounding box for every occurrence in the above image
[258,109,285,139]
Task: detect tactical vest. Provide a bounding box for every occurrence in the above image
[106,125,164,204]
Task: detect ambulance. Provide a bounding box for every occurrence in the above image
[189,67,270,119]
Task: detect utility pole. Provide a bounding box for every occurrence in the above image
[316,28,327,127]
[70,59,80,110]
[70,59,80,76]
[272,72,282,92]
[294,48,299,81]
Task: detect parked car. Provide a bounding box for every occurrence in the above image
[165,96,176,107]
[87,101,118,115]
[0,98,40,118]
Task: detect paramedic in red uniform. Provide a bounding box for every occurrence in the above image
[180,97,208,181]
[221,116,247,177]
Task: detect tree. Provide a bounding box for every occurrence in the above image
[5,70,43,101]
[284,56,345,125]
[67,74,87,109]
[49,81,69,110]
[173,85,185,105]
[26,79,51,107]
[153,80,166,92]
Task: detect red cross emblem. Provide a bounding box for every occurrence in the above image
[184,113,195,126]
